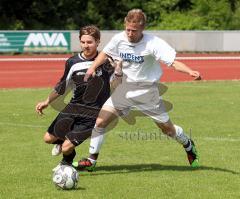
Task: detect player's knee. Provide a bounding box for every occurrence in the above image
[43,132,54,144]
[95,117,107,128]
[95,109,117,128]
[62,141,74,155]
[160,125,176,137]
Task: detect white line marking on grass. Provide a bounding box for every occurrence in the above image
[1,122,239,142]
[198,136,240,142]
[0,122,45,128]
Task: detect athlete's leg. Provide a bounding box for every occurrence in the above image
[95,106,119,128]
[60,139,76,165]
[46,113,71,156]
[62,139,75,155]
[43,132,59,144]
[73,106,119,171]
[155,120,199,167]
[43,132,64,156]
[90,105,119,153]
[73,84,131,171]
[155,120,189,143]
[44,132,64,147]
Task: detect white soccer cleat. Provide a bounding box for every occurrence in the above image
[51,144,62,156]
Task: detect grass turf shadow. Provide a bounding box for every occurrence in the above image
[84,163,239,176]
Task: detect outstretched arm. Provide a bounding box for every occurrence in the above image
[108,58,123,89]
[84,52,108,82]
[171,60,201,80]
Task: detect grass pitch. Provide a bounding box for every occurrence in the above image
[0,81,240,199]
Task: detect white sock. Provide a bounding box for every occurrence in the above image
[89,126,105,155]
[88,158,97,164]
[184,141,192,152]
[174,124,189,146]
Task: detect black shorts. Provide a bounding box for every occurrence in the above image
[48,112,96,146]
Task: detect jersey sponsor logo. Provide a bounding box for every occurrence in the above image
[120,52,144,63]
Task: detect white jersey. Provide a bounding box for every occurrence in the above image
[103,31,176,82]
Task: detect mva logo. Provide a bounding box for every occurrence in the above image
[24,33,68,46]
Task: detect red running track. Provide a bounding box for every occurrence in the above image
[0,54,239,88]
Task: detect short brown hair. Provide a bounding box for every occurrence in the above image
[79,25,100,41]
[124,9,147,27]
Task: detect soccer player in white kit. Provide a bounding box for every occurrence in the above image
[73,9,201,171]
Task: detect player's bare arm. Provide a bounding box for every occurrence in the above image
[84,52,108,81]
[35,90,60,115]
[171,60,201,79]
[114,60,123,77]
[109,59,123,89]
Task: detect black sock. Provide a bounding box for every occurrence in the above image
[52,139,64,145]
[89,153,99,161]
[61,149,76,165]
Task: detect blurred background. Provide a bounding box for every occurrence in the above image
[0,0,240,53]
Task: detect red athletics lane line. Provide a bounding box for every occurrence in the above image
[0,54,240,88]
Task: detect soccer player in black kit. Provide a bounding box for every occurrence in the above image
[35,25,122,171]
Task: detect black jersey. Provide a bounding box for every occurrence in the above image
[54,52,113,109]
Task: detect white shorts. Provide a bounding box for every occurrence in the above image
[104,81,170,123]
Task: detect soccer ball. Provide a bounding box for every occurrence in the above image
[52,165,79,190]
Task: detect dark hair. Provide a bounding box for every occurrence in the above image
[79,25,100,41]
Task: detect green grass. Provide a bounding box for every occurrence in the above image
[0,81,240,199]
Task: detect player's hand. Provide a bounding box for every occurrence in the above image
[35,101,48,115]
[84,67,96,82]
[189,71,202,80]
[111,74,123,90]
[108,57,116,67]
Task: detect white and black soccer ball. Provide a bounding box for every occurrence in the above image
[52,165,79,190]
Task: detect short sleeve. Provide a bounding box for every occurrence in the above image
[103,34,120,60]
[54,60,73,95]
[152,36,176,66]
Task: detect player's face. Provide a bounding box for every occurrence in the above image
[125,22,144,43]
[80,35,99,59]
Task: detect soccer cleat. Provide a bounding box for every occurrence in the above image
[186,139,200,168]
[51,144,62,156]
[72,158,96,172]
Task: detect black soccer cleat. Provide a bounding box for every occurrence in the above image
[72,158,96,172]
[186,139,200,168]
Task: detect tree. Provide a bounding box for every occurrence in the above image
[0,0,239,30]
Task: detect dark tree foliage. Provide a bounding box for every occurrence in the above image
[0,0,239,30]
